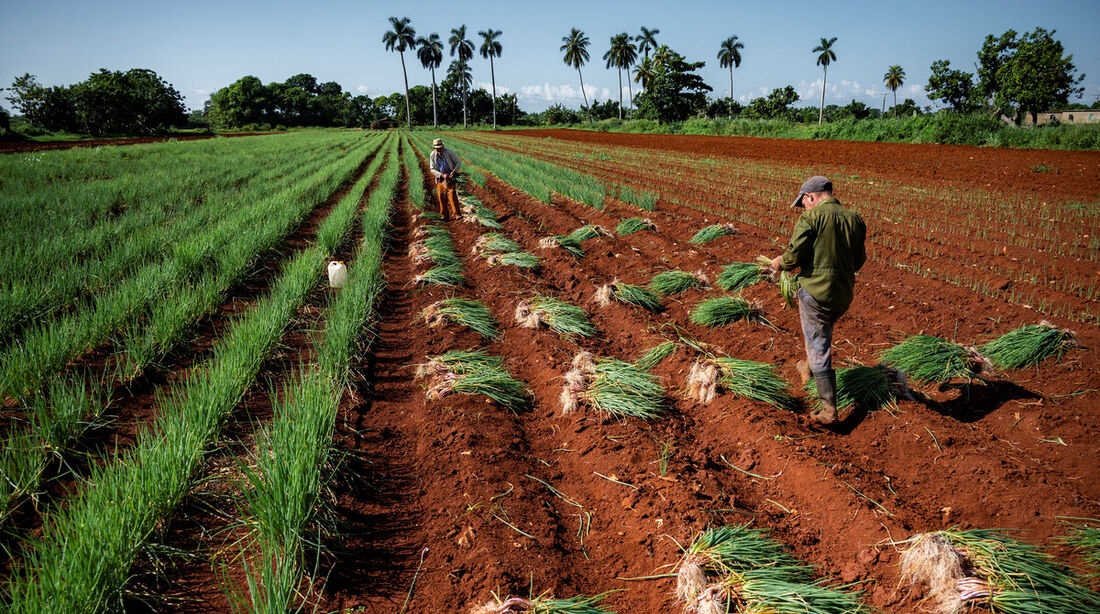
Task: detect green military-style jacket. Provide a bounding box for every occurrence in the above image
[777,197,867,313]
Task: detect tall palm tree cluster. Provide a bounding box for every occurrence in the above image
[384,16,503,129]
[561,25,660,117]
[385,16,907,127]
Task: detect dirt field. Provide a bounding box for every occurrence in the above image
[9,130,1098,613]
[309,131,1099,613]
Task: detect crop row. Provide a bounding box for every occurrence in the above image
[2,131,386,611]
[0,132,364,345]
[0,134,387,526]
[234,136,399,610]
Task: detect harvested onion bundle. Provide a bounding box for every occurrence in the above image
[514,296,596,337]
[879,335,989,385]
[649,270,708,296]
[685,358,794,408]
[420,298,499,340]
[415,350,529,411]
[900,529,1100,614]
[561,352,665,420]
[690,296,770,328]
[716,256,772,292]
[805,363,911,413]
[689,223,738,244]
[470,591,613,614]
[593,279,662,312]
[676,525,863,614]
[978,321,1079,370]
[615,216,657,236]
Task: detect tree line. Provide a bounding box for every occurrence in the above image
[2,23,1090,137]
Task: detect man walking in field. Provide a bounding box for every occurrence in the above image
[429,138,462,221]
[769,176,867,426]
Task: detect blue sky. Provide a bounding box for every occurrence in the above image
[3,0,1098,114]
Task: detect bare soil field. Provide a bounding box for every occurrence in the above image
[313,131,1099,613]
[7,130,1097,613]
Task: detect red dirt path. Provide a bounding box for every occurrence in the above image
[316,132,1100,613]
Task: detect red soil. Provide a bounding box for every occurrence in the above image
[9,131,1098,613]
[316,132,1100,613]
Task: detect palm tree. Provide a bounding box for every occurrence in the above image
[636,26,659,59]
[813,36,838,125]
[382,16,416,128]
[560,28,591,111]
[633,56,655,91]
[604,33,637,119]
[447,59,473,119]
[717,36,744,119]
[478,28,503,130]
[449,25,475,127]
[884,65,905,117]
[417,33,443,128]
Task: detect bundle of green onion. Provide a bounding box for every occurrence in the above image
[420,298,499,340]
[690,296,770,328]
[900,528,1100,614]
[413,262,465,287]
[417,349,530,411]
[805,364,910,413]
[486,251,540,269]
[594,281,662,312]
[677,525,863,614]
[978,321,1079,370]
[470,591,613,614]
[615,216,656,236]
[879,335,987,385]
[538,234,586,257]
[514,296,596,337]
[689,223,738,245]
[716,258,769,292]
[649,270,707,296]
[472,232,522,255]
[711,357,795,409]
[564,354,666,420]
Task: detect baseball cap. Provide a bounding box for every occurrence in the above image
[432,138,444,148]
[790,175,832,208]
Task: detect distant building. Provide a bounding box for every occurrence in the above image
[1023,110,1100,125]
[370,119,400,129]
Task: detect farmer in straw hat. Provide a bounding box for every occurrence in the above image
[429,137,462,221]
[768,176,867,426]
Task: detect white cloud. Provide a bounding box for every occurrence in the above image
[516,82,610,111]
[356,84,370,94]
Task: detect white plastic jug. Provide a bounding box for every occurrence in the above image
[327,260,347,289]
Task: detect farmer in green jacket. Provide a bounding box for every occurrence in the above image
[769,176,867,426]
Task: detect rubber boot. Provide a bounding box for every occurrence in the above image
[812,369,839,425]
